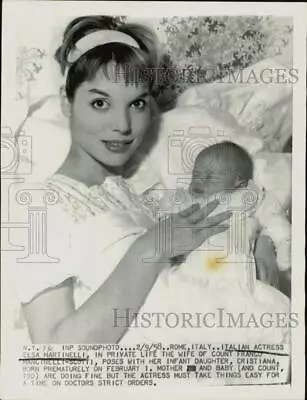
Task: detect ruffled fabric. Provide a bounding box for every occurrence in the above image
[122,182,290,344]
[15,173,152,309]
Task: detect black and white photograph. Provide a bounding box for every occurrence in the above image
[1,1,306,399]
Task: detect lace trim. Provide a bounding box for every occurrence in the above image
[46,174,156,222]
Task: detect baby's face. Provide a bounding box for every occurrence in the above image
[189,157,237,200]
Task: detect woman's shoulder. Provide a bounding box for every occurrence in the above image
[46,174,106,223]
[17,173,156,225]
[11,174,107,227]
[52,174,133,223]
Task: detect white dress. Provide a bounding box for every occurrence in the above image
[10,173,156,342]
[9,174,289,347]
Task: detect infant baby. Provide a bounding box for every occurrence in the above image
[159,141,291,287]
[124,141,291,346]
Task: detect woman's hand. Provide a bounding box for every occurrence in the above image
[153,199,231,261]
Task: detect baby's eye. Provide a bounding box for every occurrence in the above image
[91,99,109,110]
[131,99,147,110]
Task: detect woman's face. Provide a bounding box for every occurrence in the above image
[66,68,151,167]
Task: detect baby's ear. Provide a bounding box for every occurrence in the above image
[59,85,71,118]
[234,177,248,188]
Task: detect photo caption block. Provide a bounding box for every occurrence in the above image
[19,343,290,387]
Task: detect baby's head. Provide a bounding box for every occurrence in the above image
[189,141,253,199]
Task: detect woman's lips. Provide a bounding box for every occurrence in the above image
[102,139,134,153]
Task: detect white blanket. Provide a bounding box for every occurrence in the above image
[123,186,290,345]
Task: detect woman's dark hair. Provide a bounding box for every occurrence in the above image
[55,16,159,101]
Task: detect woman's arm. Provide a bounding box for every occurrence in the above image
[23,229,165,344]
[23,200,230,344]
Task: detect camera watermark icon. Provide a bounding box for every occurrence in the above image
[168,126,226,179]
[14,189,60,263]
[1,126,31,251]
[1,126,59,262]
[1,126,32,175]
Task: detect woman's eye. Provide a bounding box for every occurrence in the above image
[131,99,147,109]
[91,99,109,110]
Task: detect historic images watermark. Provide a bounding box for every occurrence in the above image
[114,66,299,85]
[1,126,59,262]
[113,308,299,330]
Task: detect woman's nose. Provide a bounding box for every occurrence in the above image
[112,110,131,136]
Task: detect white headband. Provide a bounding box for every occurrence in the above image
[66,30,140,64]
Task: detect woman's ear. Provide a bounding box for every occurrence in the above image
[59,85,71,118]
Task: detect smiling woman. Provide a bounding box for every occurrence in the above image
[55,17,158,185]
[18,15,231,344]
[58,69,152,184]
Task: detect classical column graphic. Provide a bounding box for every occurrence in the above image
[1,128,29,251]
[228,188,259,258]
[15,189,60,263]
[2,127,60,263]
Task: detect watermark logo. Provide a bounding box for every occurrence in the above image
[167,127,226,179]
[1,126,59,262]
[114,65,299,85]
[113,308,299,330]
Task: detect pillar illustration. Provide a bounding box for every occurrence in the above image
[15,189,60,263]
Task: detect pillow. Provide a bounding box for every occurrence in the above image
[147,104,264,190]
[254,152,292,210]
[146,105,292,212]
[177,58,293,152]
